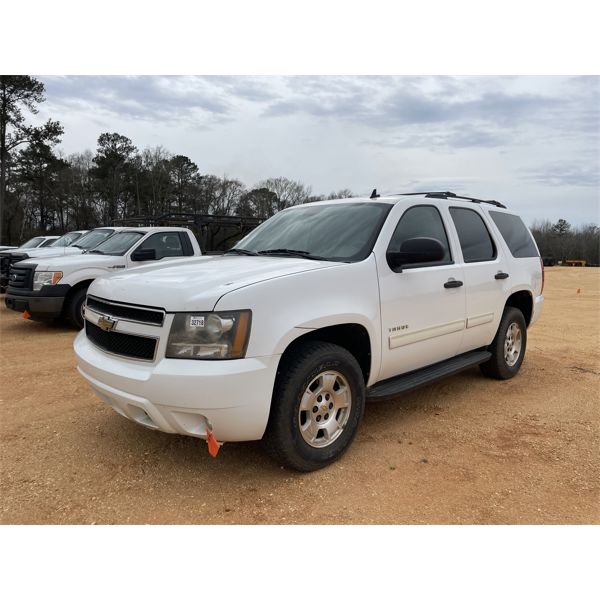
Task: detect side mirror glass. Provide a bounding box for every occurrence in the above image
[387,237,445,272]
[131,248,157,261]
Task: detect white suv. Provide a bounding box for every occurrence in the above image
[74,191,544,471]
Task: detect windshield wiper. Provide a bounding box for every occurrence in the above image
[88,250,105,255]
[225,248,259,256]
[257,249,329,261]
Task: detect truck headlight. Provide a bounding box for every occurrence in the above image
[166,310,252,359]
[33,271,63,291]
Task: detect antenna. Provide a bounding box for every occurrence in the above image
[370,188,380,199]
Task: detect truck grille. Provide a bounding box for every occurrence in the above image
[7,265,35,291]
[86,296,165,326]
[85,321,158,360]
[1,254,28,283]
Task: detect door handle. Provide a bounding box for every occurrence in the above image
[444,279,463,288]
[494,272,509,280]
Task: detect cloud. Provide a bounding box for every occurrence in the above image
[42,76,234,125]
[521,162,600,188]
[263,77,566,129]
[370,124,508,150]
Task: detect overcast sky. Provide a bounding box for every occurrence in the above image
[35,75,599,226]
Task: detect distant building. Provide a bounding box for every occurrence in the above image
[564,259,587,267]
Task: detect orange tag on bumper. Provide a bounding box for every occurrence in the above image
[206,429,221,458]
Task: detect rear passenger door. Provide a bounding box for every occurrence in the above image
[448,206,509,352]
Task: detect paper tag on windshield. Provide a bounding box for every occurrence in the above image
[189,316,205,328]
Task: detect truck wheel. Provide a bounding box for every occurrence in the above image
[64,287,88,329]
[264,341,365,471]
[480,306,527,380]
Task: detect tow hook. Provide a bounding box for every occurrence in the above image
[22,310,31,320]
[206,428,221,457]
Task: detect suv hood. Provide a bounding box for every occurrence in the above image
[89,255,339,311]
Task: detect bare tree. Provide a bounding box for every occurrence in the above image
[258,177,312,212]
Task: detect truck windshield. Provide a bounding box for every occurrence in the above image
[49,232,84,248]
[19,237,45,249]
[88,231,145,256]
[232,202,392,262]
[72,229,114,250]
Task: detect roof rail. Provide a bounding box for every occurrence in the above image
[396,191,507,209]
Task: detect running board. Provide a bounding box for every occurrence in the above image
[367,350,492,401]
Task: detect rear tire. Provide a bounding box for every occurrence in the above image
[263,341,365,472]
[64,287,88,329]
[480,306,527,380]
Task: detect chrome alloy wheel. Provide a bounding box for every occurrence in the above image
[504,322,522,367]
[298,370,352,448]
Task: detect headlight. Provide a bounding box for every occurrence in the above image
[33,271,63,291]
[166,310,251,359]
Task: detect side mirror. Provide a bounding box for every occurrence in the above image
[131,248,157,261]
[387,237,445,272]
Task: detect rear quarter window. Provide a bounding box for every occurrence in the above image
[489,211,539,258]
[449,207,496,263]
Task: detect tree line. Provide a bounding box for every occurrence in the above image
[1,75,598,263]
[530,219,599,266]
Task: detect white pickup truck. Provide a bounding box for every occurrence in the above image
[0,229,117,291]
[74,192,544,471]
[5,227,201,328]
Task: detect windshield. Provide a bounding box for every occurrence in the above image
[233,202,392,262]
[20,237,45,249]
[89,231,145,255]
[49,231,84,248]
[73,229,114,250]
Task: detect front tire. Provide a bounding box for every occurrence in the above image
[264,341,365,472]
[64,287,88,329]
[480,306,527,380]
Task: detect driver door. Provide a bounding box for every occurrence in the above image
[126,232,188,267]
[377,204,466,381]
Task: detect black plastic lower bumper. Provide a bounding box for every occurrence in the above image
[5,284,71,319]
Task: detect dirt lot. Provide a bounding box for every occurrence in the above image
[1,267,599,524]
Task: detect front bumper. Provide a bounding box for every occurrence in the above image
[5,284,70,318]
[74,331,280,442]
[529,294,544,327]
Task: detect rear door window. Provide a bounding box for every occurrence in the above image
[489,211,539,258]
[449,207,496,263]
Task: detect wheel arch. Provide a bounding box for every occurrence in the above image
[276,323,373,386]
[63,279,94,311]
[505,289,533,326]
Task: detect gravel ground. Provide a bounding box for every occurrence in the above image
[1,267,599,524]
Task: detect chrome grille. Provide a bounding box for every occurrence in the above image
[86,296,165,326]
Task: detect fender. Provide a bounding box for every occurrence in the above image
[214,256,383,386]
[62,266,123,287]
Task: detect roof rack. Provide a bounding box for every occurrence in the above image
[396,191,506,209]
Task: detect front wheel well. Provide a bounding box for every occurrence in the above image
[505,290,533,326]
[279,324,372,384]
[63,279,93,312]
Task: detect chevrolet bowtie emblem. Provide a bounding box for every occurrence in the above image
[97,315,117,331]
